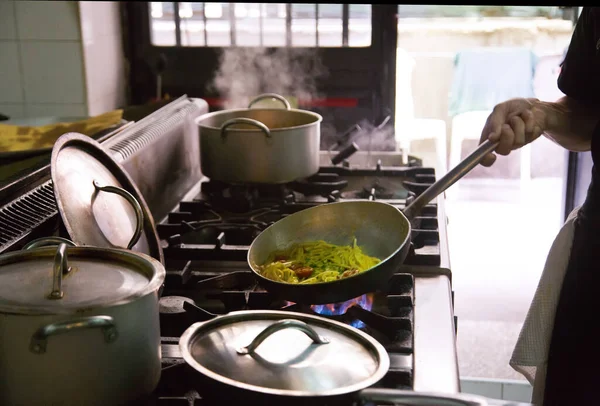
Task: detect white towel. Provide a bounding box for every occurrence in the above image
[509,207,580,405]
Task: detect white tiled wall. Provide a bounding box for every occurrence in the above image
[0,1,86,119]
[0,1,126,120]
[461,378,533,403]
[79,1,126,116]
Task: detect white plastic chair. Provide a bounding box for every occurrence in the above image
[396,118,447,172]
[448,110,532,200]
[448,53,564,191]
[395,49,448,172]
[447,47,539,200]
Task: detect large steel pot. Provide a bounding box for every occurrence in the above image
[0,238,165,406]
[196,93,322,184]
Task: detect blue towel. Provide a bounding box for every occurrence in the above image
[448,47,538,117]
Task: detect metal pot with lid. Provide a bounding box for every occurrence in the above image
[180,310,528,406]
[196,93,323,184]
[0,238,165,406]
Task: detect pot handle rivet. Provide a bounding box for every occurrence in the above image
[30,315,118,355]
[93,180,144,250]
[236,319,329,356]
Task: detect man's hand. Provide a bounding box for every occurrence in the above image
[479,98,546,167]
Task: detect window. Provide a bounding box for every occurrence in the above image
[149,2,372,48]
[397,5,564,19]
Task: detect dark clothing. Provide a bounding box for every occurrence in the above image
[543,7,600,406]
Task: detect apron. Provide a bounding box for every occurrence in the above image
[509,207,580,404]
[543,165,600,405]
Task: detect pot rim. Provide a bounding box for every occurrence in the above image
[0,246,165,315]
[195,108,323,133]
[179,310,390,398]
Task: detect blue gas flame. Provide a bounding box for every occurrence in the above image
[310,294,373,329]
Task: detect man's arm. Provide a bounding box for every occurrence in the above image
[478,8,600,166]
[535,96,600,152]
[542,6,600,151]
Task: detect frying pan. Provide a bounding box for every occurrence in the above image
[247,139,498,305]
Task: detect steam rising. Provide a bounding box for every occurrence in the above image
[333,117,397,152]
[210,47,327,109]
[209,47,396,152]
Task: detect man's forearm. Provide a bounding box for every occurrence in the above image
[537,96,600,152]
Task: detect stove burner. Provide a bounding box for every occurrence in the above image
[158,296,197,337]
[291,172,348,197]
[341,181,410,200]
[159,296,195,314]
[168,223,263,248]
[200,180,294,213]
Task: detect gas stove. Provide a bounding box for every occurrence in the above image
[0,97,459,405]
[146,150,455,404]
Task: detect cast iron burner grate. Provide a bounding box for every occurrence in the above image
[199,180,297,213]
[158,272,414,353]
[341,181,410,200]
[158,201,441,267]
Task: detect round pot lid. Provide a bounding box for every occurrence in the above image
[0,242,165,315]
[50,132,163,264]
[179,310,389,397]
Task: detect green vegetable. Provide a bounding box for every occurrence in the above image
[259,238,381,285]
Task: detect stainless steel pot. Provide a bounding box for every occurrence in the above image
[179,310,530,406]
[196,93,322,184]
[0,238,165,406]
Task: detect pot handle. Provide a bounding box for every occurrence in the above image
[358,388,489,406]
[92,180,144,250]
[236,319,329,355]
[22,236,77,250]
[30,315,118,355]
[220,118,271,139]
[248,93,291,110]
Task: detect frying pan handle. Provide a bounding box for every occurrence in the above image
[220,118,272,139]
[402,139,499,220]
[358,388,489,406]
[248,93,291,110]
[236,319,329,355]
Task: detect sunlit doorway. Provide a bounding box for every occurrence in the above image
[395,5,575,399]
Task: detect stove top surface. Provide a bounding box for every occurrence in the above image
[146,162,448,404]
[158,164,442,269]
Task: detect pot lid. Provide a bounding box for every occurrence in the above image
[50,132,163,264]
[0,243,165,315]
[179,310,389,397]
